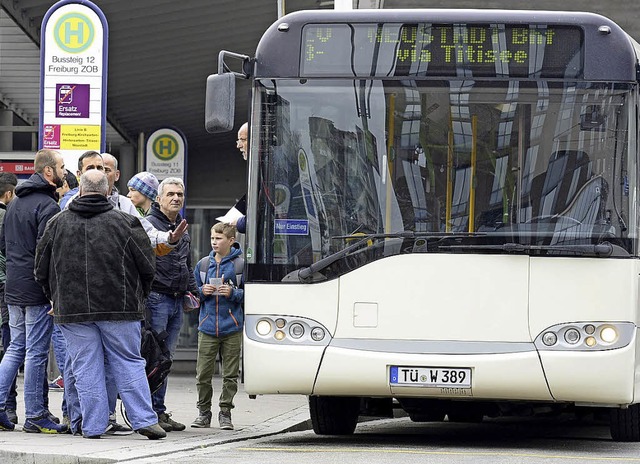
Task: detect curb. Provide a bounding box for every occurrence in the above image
[0,406,312,464]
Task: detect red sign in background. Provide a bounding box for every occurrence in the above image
[0,162,35,174]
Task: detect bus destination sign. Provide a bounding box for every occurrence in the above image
[301,23,583,78]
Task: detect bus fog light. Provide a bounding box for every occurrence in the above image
[274,330,286,340]
[311,327,325,341]
[585,336,597,347]
[289,323,304,339]
[564,328,580,344]
[256,319,272,336]
[600,326,618,343]
[275,318,286,329]
[542,332,557,346]
[584,324,596,335]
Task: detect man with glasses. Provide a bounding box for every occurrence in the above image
[236,122,248,161]
[229,123,248,233]
[59,153,188,434]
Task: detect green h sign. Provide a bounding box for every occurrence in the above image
[153,134,179,160]
[54,13,95,53]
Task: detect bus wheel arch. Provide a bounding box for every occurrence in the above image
[309,395,359,435]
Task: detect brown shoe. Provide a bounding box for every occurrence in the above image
[136,423,166,440]
[158,412,185,432]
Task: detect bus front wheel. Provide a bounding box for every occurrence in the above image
[610,404,640,441]
[309,395,359,435]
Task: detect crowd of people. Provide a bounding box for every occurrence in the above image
[0,124,248,439]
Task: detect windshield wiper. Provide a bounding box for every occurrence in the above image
[438,241,614,257]
[290,232,409,282]
[284,231,485,282]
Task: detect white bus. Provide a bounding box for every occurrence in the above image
[205,9,640,441]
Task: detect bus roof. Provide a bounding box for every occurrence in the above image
[254,9,639,81]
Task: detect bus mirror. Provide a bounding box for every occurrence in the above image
[205,73,235,133]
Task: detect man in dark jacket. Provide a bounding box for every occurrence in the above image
[144,177,197,432]
[0,172,17,424]
[0,149,67,433]
[34,170,165,440]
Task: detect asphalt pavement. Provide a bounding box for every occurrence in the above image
[0,373,311,464]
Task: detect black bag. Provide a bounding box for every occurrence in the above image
[140,323,172,394]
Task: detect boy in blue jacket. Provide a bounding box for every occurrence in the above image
[191,223,244,430]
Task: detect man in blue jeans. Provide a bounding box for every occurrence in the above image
[35,170,165,439]
[144,177,198,432]
[0,149,68,433]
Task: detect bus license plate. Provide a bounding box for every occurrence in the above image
[390,366,472,388]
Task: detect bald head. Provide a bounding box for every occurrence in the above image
[79,170,109,197]
[236,122,248,161]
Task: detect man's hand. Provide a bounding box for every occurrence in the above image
[168,219,188,244]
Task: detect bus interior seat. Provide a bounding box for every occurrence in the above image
[549,175,608,245]
[528,150,593,218]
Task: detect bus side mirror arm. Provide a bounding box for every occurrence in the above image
[217,50,252,78]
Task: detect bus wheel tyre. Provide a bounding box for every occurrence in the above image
[610,404,640,442]
[309,396,359,435]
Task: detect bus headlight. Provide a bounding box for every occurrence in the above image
[542,332,557,346]
[311,327,325,341]
[535,321,634,351]
[245,315,331,346]
[289,323,305,339]
[564,328,581,344]
[600,326,618,343]
[256,319,272,336]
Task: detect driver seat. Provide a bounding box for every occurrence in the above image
[529,150,592,218]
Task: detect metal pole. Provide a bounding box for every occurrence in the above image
[137,132,145,170]
[277,0,285,18]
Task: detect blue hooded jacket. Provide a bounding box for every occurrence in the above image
[194,244,244,337]
[0,172,60,306]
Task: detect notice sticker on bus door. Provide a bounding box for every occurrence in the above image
[274,219,309,235]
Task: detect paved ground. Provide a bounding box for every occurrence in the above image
[0,374,310,464]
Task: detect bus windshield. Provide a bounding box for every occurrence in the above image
[249,78,636,282]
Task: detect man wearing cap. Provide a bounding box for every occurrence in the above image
[127,172,159,216]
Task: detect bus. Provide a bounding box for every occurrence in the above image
[205,9,640,441]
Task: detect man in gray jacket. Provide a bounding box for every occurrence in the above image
[35,170,165,440]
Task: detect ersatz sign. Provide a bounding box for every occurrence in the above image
[40,0,108,171]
